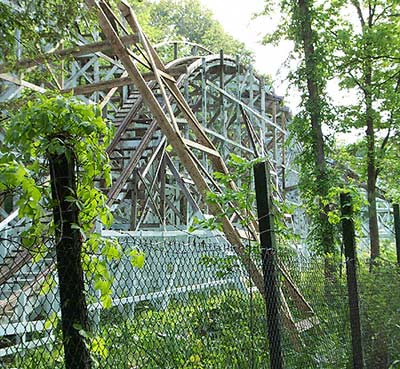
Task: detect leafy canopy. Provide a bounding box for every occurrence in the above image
[1,93,144,308]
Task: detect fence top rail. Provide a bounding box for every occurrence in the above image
[101,229,226,239]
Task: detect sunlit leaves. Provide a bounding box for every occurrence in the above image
[130,250,146,268]
[0,0,89,63]
[44,312,59,330]
[2,93,143,313]
[132,0,254,63]
[91,336,108,359]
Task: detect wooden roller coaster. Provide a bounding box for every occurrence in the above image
[0,0,317,355]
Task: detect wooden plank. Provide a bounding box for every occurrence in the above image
[159,155,166,225]
[63,76,132,95]
[237,228,256,241]
[207,80,286,134]
[241,105,261,157]
[0,35,140,74]
[93,0,268,299]
[165,154,201,214]
[182,138,220,157]
[129,170,138,230]
[0,209,19,231]
[140,137,167,180]
[280,288,303,349]
[88,278,236,311]
[119,5,180,132]
[100,71,128,109]
[106,120,160,205]
[279,261,314,314]
[295,316,320,333]
[0,74,46,93]
[0,335,56,358]
[0,249,32,287]
[62,66,187,95]
[136,156,165,225]
[203,126,254,154]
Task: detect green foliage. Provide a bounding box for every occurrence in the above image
[261,0,341,257]
[189,153,300,272]
[328,0,400,180]
[0,0,89,63]
[358,254,400,367]
[378,135,400,203]
[1,93,144,307]
[132,0,253,62]
[8,253,400,368]
[199,254,239,278]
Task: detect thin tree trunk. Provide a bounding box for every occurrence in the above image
[365,66,380,265]
[49,147,92,369]
[297,0,336,282]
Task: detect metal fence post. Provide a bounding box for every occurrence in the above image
[49,148,91,369]
[340,192,364,369]
[254,161,284,369]
[393,204,400,266]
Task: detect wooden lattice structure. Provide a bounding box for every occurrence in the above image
[0,0,322,354]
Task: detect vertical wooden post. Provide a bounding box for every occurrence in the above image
[272,100,279,190]
[220,50,227,159]
[201,57,209,174]
[130,170,138,230]
[201,57,207,127]
[249,65,253,105]
[235,55,242,148]
[260,78,266,154]
[49,146,91,369]
[159,155,166,227]
[340,192,364,369]
[281,110,287,200]
[173,42,178,60]
[393,204,400,266]
[254,161,284,369]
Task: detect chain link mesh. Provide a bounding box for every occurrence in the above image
[1,229,399,368]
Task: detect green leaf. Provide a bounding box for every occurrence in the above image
[100,294,113,309]
[130,250,145,268]
[44,312,58,330]
[91,336,108,359]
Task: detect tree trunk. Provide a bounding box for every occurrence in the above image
[365,66,380,265]
[49,148,92,369]
[297,0,336,282]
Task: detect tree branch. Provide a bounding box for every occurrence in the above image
[351,0,365,27]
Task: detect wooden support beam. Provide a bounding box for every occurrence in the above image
[0,74,46,93]
[135,154,166,229]
[165,153,201,214]
[206,80,286,134]
[90,0,267,298]
[241,105,260,158]
[140,137,167,180]
[100,71,129,109]
[0,35,140,74]
[182,138,220,157]
[62,65,187,95]
[159,155,166,226]
[106,120,160,205]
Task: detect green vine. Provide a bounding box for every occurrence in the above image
[1,93,144,309]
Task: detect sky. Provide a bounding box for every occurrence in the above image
[198,0,294,98]
[198,0,362,143]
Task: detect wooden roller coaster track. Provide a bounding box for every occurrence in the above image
[0,0,316,349]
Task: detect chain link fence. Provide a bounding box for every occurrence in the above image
[1,227,399,368]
